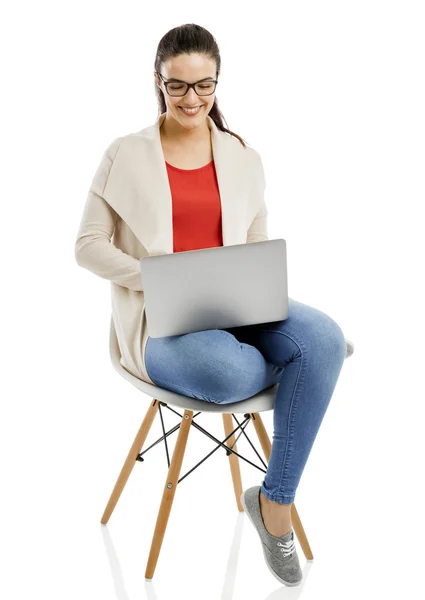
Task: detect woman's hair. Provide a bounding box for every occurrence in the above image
[154,23,247,147]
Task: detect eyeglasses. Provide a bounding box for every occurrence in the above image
[156,71,218,97]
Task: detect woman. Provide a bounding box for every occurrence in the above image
[75,24,348,587]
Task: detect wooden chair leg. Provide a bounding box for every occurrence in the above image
[100,398,160,525]
[145,409,193,581]
[249,412,314,561]
[222,413,244,512]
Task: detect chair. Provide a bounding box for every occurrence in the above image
[101,315,354,581]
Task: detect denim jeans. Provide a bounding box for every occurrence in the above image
[145,297,347,504]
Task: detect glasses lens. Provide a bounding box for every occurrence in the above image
[167,81,216,96]
[195,81,216,95]
[167,83,187,96]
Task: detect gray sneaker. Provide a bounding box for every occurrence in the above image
[240,485,303,586]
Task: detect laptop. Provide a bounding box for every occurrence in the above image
[140,238,288,338]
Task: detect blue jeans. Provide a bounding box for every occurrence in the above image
[145,297,347,504]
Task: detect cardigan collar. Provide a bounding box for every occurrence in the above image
[104,111,252,256]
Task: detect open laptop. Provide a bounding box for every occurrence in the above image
[140,238,288,338]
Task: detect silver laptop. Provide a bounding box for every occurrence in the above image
[140,238,288,338]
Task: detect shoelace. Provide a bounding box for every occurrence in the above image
[277,536,296,558]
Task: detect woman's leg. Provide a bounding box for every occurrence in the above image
[224,297,347,535]
[145,327,283,403]
[145,297,346,535]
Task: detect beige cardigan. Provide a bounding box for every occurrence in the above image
[75,112,269,385]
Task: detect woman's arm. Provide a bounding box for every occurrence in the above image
[75,138,143,292]
[246,152,269,243]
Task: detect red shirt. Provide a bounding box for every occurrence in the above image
[165,160,223,253]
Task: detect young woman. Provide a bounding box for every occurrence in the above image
[75,23,348,587]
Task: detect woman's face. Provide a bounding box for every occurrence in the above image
[155,53,218,130]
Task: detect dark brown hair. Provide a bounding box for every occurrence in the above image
[154,24,247,147]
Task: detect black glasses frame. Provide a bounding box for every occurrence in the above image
[156,71,218,97]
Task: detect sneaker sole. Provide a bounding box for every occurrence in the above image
[240,490,302,587]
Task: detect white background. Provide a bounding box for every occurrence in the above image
[2,1,424,598]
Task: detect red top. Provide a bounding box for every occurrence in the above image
[165,160,223,253]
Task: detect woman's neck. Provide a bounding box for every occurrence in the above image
[160,114,210,146]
